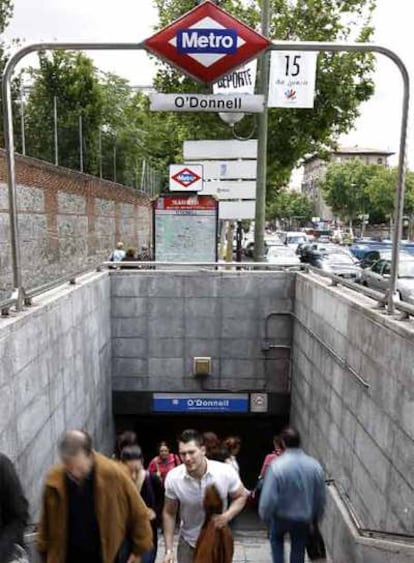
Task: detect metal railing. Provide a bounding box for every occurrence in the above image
[2,261,414,321]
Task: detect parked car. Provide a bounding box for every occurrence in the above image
[360,257,414,303]
[244,235,283,257]
[307,246,362,281]
[359,248,412,269]
[280,231,309,249]
[266,245,301,268]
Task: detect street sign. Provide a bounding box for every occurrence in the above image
[154,194,217,262]
[219,200,255,220]
[268,51,318,108]
[153,393,249,413]
[213,59,257,94]
[192,159,257,180]
[184,139,257,160]
[169,164,203,191]
[144,0,270,83]
[203,180,256,200]
[150,93,264,112]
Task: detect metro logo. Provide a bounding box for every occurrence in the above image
[177,29,238,54]
[144,0,270,83]
[172,167,201,188]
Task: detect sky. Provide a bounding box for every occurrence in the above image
[2,0,413,175]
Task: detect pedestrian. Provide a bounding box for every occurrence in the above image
[223,436,241,474]
[162,429,247,563]
[37,429,153,563]
[0,452,29,563]
[148,441,181,485]
[202,432,220,460]
[259,427,326,563]
[259,434,285,479]
[114,430,138,460]
[120,445,163,563]
[110,242,126,262]
[121,248,140,269]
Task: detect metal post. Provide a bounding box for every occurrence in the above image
[113,138,117,183]
[79,114,83,172]
[53,95,59,166]
[0,40,410,313]
[98,128,103,179]
[254,0,270,262]
[20,81,26,156]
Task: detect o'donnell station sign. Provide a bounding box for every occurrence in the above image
[150,93,264,112]
[145,0,269,113]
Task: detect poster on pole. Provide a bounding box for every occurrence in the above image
[213,60,257,95]
[154,194,218,262]
[268,51,317,108]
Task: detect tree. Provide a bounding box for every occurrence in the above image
[319,160,414,228]
[319,159,378,229]
[152,0,376,194]
[266,189,313,226]
[24,51,103,174]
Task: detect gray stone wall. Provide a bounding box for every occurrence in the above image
[291,273,414,542]
[111,271,294,396]
[0,272,113,520]
[0,151,152,299]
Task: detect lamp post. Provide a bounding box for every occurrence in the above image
[253,0,270,262]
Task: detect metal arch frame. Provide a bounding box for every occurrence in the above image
[2,40,410,313]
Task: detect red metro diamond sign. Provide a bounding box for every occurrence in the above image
[145,0,270,83]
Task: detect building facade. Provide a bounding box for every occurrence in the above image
[301,146,394,221]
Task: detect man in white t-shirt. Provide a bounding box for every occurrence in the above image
[163,429,247,563]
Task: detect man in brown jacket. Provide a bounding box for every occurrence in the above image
[37,430,153,563]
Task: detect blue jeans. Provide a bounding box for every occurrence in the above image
[141,549,157,563]
[269,518,309,563]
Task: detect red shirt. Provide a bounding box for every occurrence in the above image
[148,453,181,483]
[259,448,283,478]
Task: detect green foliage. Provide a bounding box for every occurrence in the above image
[320,159,414,224]
[266,189,313,223]
[152,0,376,197]
[0,0,15,146]
[25,51,103,174]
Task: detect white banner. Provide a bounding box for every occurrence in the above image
[213,60,257,95]
[268,51,317,108]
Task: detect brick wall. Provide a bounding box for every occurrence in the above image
[0,151,152,298]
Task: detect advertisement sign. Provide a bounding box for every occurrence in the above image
[268,51,318,108]
[213,59,257,94]
[154,194,218,262]
[144,0,270,83]
[153,393,249,413]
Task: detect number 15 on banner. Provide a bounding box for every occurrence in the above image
[268,51,318,108]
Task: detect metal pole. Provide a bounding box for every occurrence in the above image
[98,128,103,178]
[79,114,84,172]
[254,0,270,262]
[113,138,117,182]
[53,96,59,166]
[0,40,410,313]
[20,81,26,156]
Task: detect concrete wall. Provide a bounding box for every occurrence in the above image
[0,271,113,520]
[111,271,294,401]
[0,151,152,299]
[291,274,414,557]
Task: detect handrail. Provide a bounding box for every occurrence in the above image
[2,262,414,320]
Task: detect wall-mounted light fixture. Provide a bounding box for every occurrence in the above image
[193,357,212,376]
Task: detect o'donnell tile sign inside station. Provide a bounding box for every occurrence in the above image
[144,0,270,83]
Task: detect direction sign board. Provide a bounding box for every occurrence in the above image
[219,200,255,220]
[169,164,203,191]
[192,159,257,180]
[184,139,257,160]
[203,180,256,200]
[150,93,264,113]
[144,0,270,83]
